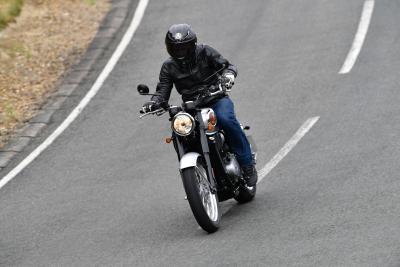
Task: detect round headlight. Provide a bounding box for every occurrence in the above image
[172,113,195,136]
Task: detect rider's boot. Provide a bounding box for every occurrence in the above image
[242,164,258,187]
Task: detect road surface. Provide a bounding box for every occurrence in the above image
[1,0,400,266]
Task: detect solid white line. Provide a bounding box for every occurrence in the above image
[0,0,149,190]
[257,116,320,183]
[339,0,374,74]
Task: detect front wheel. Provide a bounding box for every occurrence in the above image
[181,159,220,233]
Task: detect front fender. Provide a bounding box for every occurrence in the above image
[179,152,201,170]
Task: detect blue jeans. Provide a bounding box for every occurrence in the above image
[211,97,253,167]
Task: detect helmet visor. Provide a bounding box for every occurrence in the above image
[167,41,195,59]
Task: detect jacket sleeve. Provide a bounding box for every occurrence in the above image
[151,62,173,104]
[204,44,238,77]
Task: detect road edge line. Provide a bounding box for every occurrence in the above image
[0,0,149,190]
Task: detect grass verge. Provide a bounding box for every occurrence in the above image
[0,0,23,30]
[0,0,110,148]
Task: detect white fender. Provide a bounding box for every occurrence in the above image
[179,152,201,170]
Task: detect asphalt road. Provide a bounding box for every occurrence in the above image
[1,0,400,266]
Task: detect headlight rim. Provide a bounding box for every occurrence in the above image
[171,112,195,136]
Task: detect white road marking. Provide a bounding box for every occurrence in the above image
[339,0,375,74]
[257,116,320,183]
[0,0,149,190]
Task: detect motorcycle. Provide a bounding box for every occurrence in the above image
[137,74,257,233]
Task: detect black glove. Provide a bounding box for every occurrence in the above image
[141,101,160,114]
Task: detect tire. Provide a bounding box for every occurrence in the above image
[234,184,256,204]
[181,159,220,233]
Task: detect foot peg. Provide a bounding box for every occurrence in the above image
[240,124,250,131]
[252,152,257,164]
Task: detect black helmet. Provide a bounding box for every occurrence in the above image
[165,24,197,60]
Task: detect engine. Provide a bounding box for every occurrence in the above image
[224,153,242,179]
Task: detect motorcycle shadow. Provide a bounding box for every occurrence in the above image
[218,192,276,229]
[146,193,272,239]
[219,198,259,219]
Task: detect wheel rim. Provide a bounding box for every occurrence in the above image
[195,166,219,222]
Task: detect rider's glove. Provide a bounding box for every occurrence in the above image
[223,72,235,89]
[141,101,160,114]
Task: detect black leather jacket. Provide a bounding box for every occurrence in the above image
[152,44,237,104]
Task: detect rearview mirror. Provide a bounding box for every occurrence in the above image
[137,84,150,95]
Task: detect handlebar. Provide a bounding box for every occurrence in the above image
[139,76,231,118]
[139,108,167,119]
[196,76,231,96]
[208,82,231,96]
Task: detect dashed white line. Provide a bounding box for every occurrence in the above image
[339,0,375,74]
[258,116,320,183]
[0,0,149,190]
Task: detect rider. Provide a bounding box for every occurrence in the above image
[142,24,258,187]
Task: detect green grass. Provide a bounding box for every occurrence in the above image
[0,40,31,59]
[84,0,97,6]
[5,104,17,121]
[0,0,24,31]
[10,41,31,58]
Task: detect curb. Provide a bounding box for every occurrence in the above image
[0,0,136,171]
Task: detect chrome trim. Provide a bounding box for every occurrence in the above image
[171,112,195,136]
[195,165,219,222]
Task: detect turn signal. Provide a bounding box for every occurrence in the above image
[165,137,173,144]
[207,112,217,132]
[209,112,217,126]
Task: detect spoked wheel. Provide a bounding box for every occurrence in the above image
[181,158,220,233]
[234,184,256,204]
